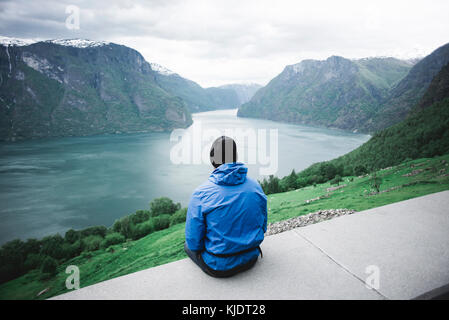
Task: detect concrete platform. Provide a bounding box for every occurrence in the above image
[52,191,449,300]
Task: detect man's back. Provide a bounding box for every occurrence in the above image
[185,162,267,272]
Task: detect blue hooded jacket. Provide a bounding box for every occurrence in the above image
[185,162,267,271]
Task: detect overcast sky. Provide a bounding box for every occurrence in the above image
[1,0,449,87]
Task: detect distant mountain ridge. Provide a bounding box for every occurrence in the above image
[152,70,240,112]
[0,37,192,141]
[0,37,261,141]
[238,56,413,132]
[218,83,262,105]
[151,69,261,111]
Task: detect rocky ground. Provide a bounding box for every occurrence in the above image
[265,209,356,236]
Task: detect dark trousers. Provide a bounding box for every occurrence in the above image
[184,242,258,278]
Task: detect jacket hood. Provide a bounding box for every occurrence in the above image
[208,162,248,186]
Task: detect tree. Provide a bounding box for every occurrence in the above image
[65,229,80,244]
[80,226,107,238]
[112,219,122,233]
[101,233,125,248]
[40,235,65,260]
[64,240,82,259]
[41,256,58,276]
[284,169,298,190]
[22,239,41,258]
[354,165,367,176]
[114,216,132,239]
[261,175,283,194]
[296,177,308,188]
[150,197,180,217]
[0,239,26,283]
[169,208,187,226]
[152,215,171,231]
[319,163,337,181]
[330,175,343,185]
[131,221,154,240]
[82,235,103,252]
[370,172,382,193]
[130,210,150,224]
[24,253,45,271]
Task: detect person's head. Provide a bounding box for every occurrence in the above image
[210,136,237,168]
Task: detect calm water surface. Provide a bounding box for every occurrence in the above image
[0,109,370,243]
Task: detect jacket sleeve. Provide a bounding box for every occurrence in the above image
[257,183,268,233]
[262,195,267,233]
[185,192,206,252]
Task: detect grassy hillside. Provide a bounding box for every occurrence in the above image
[1,154,448,300]
[327,98,449,174]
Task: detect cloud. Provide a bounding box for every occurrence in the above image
[1,0,449,86]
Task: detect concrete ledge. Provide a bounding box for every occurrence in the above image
[52,191,449,300]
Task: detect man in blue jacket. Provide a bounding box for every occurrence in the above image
[184,136,267,277]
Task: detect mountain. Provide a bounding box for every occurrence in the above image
[237,56,412,133]
[203,86,241,109]
[323,61,449,173]
[365,42,449,132]
[0,37,193,141]
[218,83,262,105]
[150,66,244,112]
[268,61,449,193]
[416,59,449,111]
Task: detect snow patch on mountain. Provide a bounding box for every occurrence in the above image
[149,62,175,76]
[45,39,110,48]
[0,36,38,46]
[0,36,110,48]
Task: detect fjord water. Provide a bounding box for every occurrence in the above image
[0,109,369,244]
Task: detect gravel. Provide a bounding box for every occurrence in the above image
[265,209,356,236]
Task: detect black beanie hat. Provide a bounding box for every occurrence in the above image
[210,136,237,168]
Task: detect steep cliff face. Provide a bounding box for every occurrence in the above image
[330,61,449,172]
[0,39,192,141]
[416,62,449,111]
[237,56,412,132]
[365,42,449,132]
